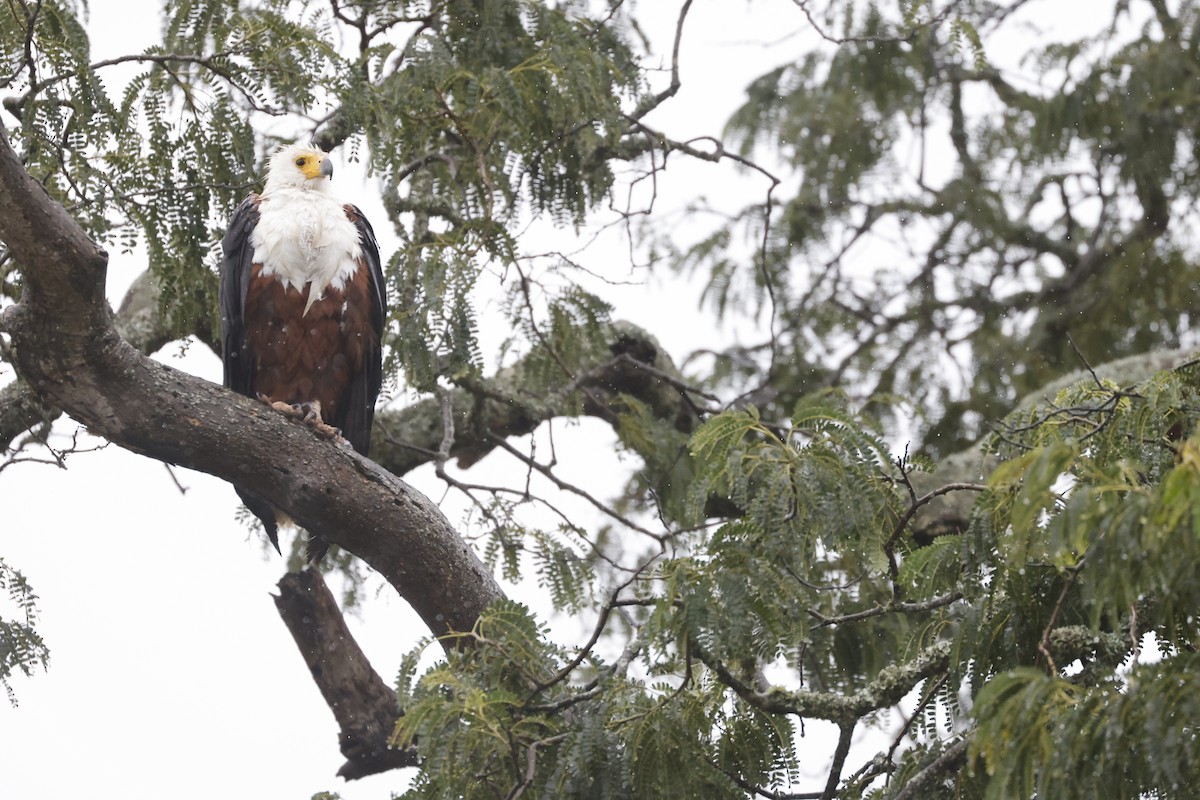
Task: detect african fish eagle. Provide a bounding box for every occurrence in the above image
[219,143,387,562]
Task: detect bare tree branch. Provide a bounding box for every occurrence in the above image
[274,568,418,779]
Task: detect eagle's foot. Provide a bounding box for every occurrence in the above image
[310,420,342,440]
[262,398,343,442]
[296,400,323,425]
[293,401,342,441]
[266,399,308,421]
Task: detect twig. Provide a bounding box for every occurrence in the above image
[1038,558,1086,674]
[820,721,856,800]
[504,733,570,800]
[486,432,666,542]
[719,769,823,800]
[807,591,963,629]
[525,555,657,701]
[791,0,957,45]
[883,476,986,590]
[889,737,970,800]
[162,463,189,495]
[628,0,693,120]
[1065,332,1103,389]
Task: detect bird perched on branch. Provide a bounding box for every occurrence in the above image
[220,143,387,562]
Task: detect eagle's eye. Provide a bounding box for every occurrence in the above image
[295,157,307,167]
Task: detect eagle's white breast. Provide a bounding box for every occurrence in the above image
[251,185,362,313]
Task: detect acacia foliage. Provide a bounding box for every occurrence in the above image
[5,0,1200,798]
[0,559,48,706]
[684,0,1200,457]
[382,2,1200,796]
[395,366,1200,799]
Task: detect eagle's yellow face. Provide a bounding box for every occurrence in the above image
[292,149,331,181]
[265,143,334,190]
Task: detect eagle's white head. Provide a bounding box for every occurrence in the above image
[251,142,361,309]
[263,143,334,192]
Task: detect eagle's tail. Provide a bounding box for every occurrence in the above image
[305,534,330,565]
[235,486,282,555]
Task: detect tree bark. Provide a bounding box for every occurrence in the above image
[274,569,418,779]
[1,268,191,450]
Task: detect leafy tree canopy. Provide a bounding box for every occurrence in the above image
[4,0,1200,797]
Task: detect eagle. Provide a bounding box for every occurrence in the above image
[219,143,387,562]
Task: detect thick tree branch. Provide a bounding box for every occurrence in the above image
[0,376,57,450]
[889,737,970,800]
[4,264,699,485]
[696,639,952,723]
[0,126,505,640]
[907,346,1195,541]
[274,569,417,779]
[1,267,209,450]
[369,322,705,477]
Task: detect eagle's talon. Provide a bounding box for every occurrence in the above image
[268,400,306,420]
[311,421,341,440]
[297,400,324,426]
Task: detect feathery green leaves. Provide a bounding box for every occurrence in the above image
[0,559,49,706]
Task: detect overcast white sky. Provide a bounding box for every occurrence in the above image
[0,1,1140,798]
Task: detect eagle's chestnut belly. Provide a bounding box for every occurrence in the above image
[243,262,377,431]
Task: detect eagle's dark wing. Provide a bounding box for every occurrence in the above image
[220,195,262,399]
[218,195,279,554]
[337,203,387,457]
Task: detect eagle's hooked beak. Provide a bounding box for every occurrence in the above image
[320,157,334,181]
